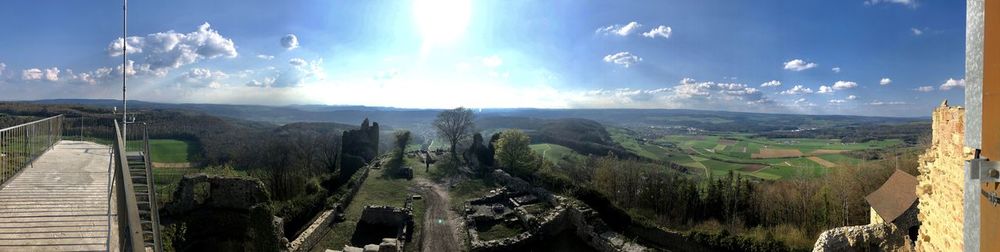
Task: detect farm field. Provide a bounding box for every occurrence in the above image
[127,139,197,163]
[530,143,585,167]
[609,127,900,180]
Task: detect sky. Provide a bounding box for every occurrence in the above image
[0,0,966,117]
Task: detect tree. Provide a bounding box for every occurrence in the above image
[434,107,475,161]
[493,130,537,177]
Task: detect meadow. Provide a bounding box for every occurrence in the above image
[599,128,902,180]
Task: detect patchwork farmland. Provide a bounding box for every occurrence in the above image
[607,128,902,180]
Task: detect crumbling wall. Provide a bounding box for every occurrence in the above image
[161,174,286,251]
[289,166,371,251]
[915,104,972,252]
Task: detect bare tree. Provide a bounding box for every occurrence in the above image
[434,107,475,160]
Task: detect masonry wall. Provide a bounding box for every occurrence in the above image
[915,105,972,252]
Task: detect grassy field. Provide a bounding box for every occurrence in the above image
[147,139,196,163]
[530,143,585,167]
[125,139,197,163]
[608,127,897,180]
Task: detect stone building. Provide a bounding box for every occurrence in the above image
[340,118,380,180]
[866,169,920,246]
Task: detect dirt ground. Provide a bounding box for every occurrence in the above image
[751,148,803,158]
[741,164,768,172]
[807,156,838,168]
[810,149,848,155]
[413,178,464,252]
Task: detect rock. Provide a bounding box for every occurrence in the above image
[812,223,905,252]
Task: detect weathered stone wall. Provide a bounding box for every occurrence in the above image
[161,174,286,251]
[288,166,370,252]
[915,105,971,252]
[491,169,556,205]
[813,204,917,252]
[359,205,413,227]
[340,119,380,180]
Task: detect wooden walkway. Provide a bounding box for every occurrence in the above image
[0,141,113,251]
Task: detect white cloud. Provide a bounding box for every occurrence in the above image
[43,67,60,81]
[572,78,770,110]
[596,22,642,36]
[482,55,503,68]
[603,52,642,68]
[865,0,917,7]
[641,25,672,39]
[289,58,307,66]
[257,54,274,60]
[0,62,6,77]
[760,80,782,87]
[914,86,934,92]
[106,23,238,72]
[817,85,834,94]
[246,77,276,88]
[832,81,858,90]
[249,58,325,88]
[869,100,908,105]
[783,59,818,71]
[21,69,42,80]
[792,97,816,107]
[182,68,228,88]
[847,95,857,100]
[832,67,841,73]
[911,27,924,35]
[829,99,846,104]
[780,85,814,95]
[880,78,892,85]
[374,68,401,80]
[939,78,965,90]
[281,34,299,50]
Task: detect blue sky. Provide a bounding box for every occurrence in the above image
[0,0,965,117]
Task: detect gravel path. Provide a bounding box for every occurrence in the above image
[414,178,463,252]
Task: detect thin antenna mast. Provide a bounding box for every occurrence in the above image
[122,0,127,138]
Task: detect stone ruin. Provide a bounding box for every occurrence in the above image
[463,133,496,173]
[340,118,380,181]
[161,174,287,251]
[813,103,971,252]
[464,170,649,252]
[333,205,413,252]
[813,170,920,251]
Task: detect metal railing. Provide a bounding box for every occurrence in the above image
[112,120,146,251]
[0,115,63,185]
[141,123,162,252]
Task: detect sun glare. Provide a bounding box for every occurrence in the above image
[413,0,471,48]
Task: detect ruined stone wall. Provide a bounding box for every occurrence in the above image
[288,167,370,252]
[915,105,972,252]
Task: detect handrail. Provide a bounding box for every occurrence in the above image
[142,123,163,252]
[113,120,146,251]
[0,115,63,185]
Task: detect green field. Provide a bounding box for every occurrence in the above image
[608,127,896,180]
[530,143,584,166]
[125,139,196,163]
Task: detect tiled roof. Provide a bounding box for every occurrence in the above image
[865,169,918,223]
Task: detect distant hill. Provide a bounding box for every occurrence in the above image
[274,122,359,135]
[27,99,927,134]
[478,116,630,157]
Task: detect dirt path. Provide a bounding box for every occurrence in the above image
[414,178,463,252]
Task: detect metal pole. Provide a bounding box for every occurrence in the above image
[122,0,128,145]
